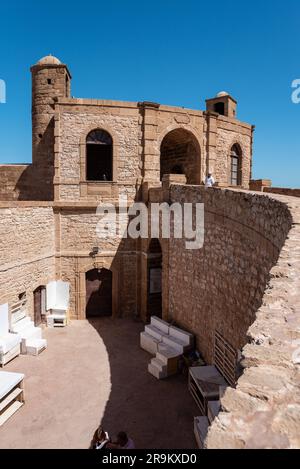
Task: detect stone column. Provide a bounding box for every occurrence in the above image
[204,111,218,177]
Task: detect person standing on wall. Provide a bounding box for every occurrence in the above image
[205,172,215,187]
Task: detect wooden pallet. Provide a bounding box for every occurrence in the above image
[214,330,237,387]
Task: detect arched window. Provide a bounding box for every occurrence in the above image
[86,129,113,181]
[230,144,242,186]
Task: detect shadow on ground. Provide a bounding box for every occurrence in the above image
[89,317,198,449]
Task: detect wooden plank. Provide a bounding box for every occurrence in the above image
[0,387,22,412]
[0,400,23,426]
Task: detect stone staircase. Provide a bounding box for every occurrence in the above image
[140,316,194,379]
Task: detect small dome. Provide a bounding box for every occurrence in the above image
[216,91,229,97]
[36,54,61,65]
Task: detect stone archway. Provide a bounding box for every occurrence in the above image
[160,128,201,184]
[85,268,113,318]
[76,257,119,319]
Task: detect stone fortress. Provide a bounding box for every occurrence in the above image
[0,55,299,448]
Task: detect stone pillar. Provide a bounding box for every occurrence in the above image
[138,101,160,183]
[204,111,218,177]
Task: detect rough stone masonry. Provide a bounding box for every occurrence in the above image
[0,54,299,448]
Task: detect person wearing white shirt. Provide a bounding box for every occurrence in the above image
[205,172,215,187]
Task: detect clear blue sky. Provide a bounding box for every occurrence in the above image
[0,0,299,187]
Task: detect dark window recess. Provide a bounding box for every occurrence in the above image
[230,144,242,186]
[86,129,113,181]
[214,102,225,115]
[171,164,184,174]
[47,79,52,85]
[38,133,43,139]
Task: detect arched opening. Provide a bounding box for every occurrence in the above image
[160,128,200,184]
[86,129,113,181]
[230,144,242,186]
[86,268,112,318]
[33,285,46,326]
[214,102,225,115]
[147,239,162,320]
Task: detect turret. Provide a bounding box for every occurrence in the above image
[30,55,71,199]
[206,91,237,118]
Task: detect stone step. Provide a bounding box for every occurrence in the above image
[150,316,169,334]
[150,357,167,373]
[140,332,159,355]
[148,362,168,380]
[145,324,166,341]
[169,325,194,346]
[162,334,189,354]
[194,416,209,449]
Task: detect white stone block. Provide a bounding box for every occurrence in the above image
[26,338,47,356]
[150,357,167,374]
[140,332,159,355]
[157,343,180,364]
[162,335,186,354]
[150,316,169,334]
[148,362,168,380]
[169,325,194,346]
[145,324,166,341]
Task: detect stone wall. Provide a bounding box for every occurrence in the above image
[0,202,56,318]
[56,206,138,319]
[0,164,34,201]
[215,118,252,188]
[160,185,299,449]
[263,187,300,198]
[165,186,291,363]
[206,192,300,448]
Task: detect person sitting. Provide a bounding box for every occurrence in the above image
[116,431,135,449]
[89,426,110,449]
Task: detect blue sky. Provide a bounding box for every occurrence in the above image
[0,0,299,187]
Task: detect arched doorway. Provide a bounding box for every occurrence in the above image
[147,239,162,320]
[33,285,46,326]
[86,268,112,318]
[160,128,201,184]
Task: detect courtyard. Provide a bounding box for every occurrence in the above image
[0,318,198,449]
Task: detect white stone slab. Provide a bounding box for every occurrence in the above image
[140,332,159,355]
[0,333,21,355]
[0,371,24,400]
[26,338,47,356]
[157,343,180,363]
[148,362,168,380]
[0,304,9,337]
[162,335,186,354]
[169,325,194,346]
[145,324,166,341]
[150,357,167,373]
[150,316,169,334]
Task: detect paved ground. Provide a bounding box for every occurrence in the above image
[0,318,198,449]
